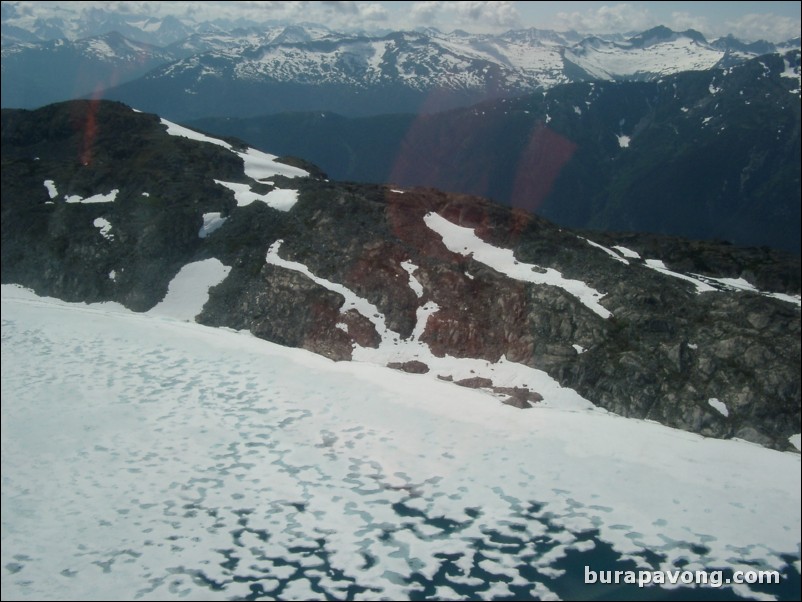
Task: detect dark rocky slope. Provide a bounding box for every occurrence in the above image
[2,100,800,450]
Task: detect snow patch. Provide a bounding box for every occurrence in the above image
[148,258,231,321]
[65,189,119,204]
[612,245,641,259]
[581,237,628,265]
[266,240,394,344]
[644,259,716,294]
[215,180,299,211]
[708,398,729,417]
[572,344,586,354]
[400,261,424,298]
[93,217,114,241]
[43,180,58,199]
[161,118,308,181]
[198,212,227,238]
[790,434,802,452]
[161,118,232,149]
[425,213,612,319]
[264,241,595,411]
[616,134,630,148]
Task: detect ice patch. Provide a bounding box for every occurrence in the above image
[708,398,729,417]
[148,258,231,321]
[425,213,612,319]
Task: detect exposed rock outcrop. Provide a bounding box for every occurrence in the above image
[2,100,799,450]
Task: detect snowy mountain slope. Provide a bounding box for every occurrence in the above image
[2,100,799,451]
[2,284,800,601]
[564,26,725,80]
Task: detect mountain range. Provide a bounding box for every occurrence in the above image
[2,100,799,451]
[191,49,802,253]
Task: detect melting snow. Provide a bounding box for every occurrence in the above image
[265,241,594,411]
[92,217,114,241]
[644,259,717,293]
[400,260,424,298]
[708,398,729,417]
[148,258,231,321]
[267,240,394,342]
[43,180,58,199]
[612,245,641,259]
[214,180,299,211]
[425,213,612,319]
[161,118,233,149]
[65,189,119,204]
[160,117,308,181]
[1,284,800,601]
[581,237,629,264]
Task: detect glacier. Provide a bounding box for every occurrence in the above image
[1,284,800,600]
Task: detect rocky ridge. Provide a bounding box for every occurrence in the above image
[2,100,799,450]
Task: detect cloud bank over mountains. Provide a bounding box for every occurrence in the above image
[3,1,799,42]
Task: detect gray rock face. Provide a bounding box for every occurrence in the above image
[2,100,799,451]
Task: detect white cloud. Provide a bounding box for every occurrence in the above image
[721,13,801,43]
[409,1,520,32]
[554,3,654,34]
[358,3,388,22]
[451,1,520,30]
[320,1,359,15]
[410,1,441,25]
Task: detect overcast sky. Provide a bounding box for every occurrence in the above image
[4,1,801,41]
